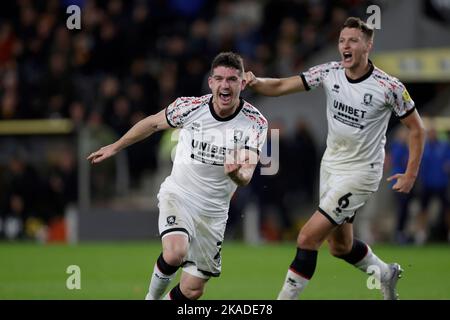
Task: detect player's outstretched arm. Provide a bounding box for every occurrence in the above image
[224,149,259,186]
[244,71,306,97]
[387,109,426,193]
[87,109,170,164]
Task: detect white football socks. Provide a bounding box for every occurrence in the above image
[277,269,310,300]
[354,246,391,282]
[145,263,177,300]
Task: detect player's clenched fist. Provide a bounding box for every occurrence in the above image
[244,71,257,87]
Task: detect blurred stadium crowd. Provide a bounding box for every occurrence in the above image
[0,0,449,244]
[0,0,369,122]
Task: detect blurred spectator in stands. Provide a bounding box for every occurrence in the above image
[326,6,349,41]
[48,148,78,209]
[44,171,69,223]
[106,0,127,29]
[233,0,263,60]
[68,100,86,128]
[1,63,21,119]
[209,0,236,53]
[260,0,306,47]
[126,81,147,114]
[107,96,131,136]
[127,110,162,187]
[251,119,293,241]
[127,57,160,115]
[178,55,208,97]
[50,25,72,59]
[307,0,327,27]
[86,110,117,199]
[1,0,372,123]
[158,61,179,109]
[1,91,20,120]
[388,126,415,244]
[42,146,78,238]
[96,75,120,115]
[187,19,211,57]
[241,43,272,96]
[40,52,74,118]
[416,126,450,244]
[0,152,42,240]
[93,17,128,76]
[297,23,324,65]
[274,18,300,75]
[35,12,57,64]
[170,0,207,18]
[72,31,95,75]
[127,2,155,57]
[0,21,17,66]
[289,119,319,204]
[1,63,18,92]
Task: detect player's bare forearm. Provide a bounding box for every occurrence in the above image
[224,149,259,186]
[116,113,165,150]
[87,109,169,164]
[404,128,425,180]
[226,164,256,186]
[403,110,426,179]
[245,72,305,97]
[387,110,426,193]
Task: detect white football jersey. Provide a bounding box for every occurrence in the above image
[160,94,268,217]
[301,61,415,175]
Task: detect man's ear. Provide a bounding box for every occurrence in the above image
[367,40,373,52]
[208,76,213,90]
[241,78,247,90]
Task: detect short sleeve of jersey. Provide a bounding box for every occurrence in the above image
[165,97,202,128]
[245,119,268,155]
[301,61,340,91]
[387,81,415,119]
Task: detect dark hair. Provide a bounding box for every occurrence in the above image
[210,52,244,76]
[341,17,374,41]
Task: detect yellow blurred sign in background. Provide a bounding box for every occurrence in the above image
[372,47,450,82]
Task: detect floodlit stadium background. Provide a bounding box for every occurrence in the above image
[0,0,449,299]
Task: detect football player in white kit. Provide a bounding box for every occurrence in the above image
[245,17,426,300]
[88,52,268,300]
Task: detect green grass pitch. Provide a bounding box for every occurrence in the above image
[0,241,449,299]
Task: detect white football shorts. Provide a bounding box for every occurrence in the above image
[157,190,227,279]
[318,165,382,225]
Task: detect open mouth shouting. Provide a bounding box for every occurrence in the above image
[219,91,232,104]
[342,52,353,63]
[343,52,352,62]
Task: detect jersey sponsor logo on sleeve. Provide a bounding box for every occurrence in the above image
[402,89,412,103]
